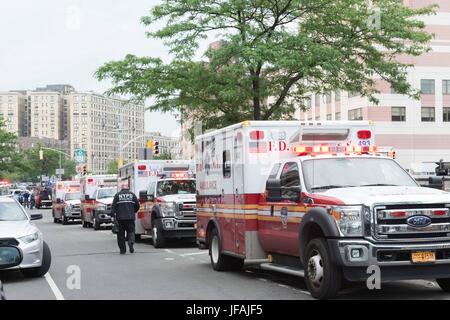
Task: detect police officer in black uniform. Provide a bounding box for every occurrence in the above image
[111,186,140,254]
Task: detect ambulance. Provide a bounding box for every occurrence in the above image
[196,121,450,299]
[119,160,196,246]
[52,180,81,224]
[80,175,117,229]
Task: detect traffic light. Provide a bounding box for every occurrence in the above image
[82,164,87,176]
[147,139,154,149]
[153,141,159,155]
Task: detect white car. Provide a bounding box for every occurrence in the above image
[0,197,51,277]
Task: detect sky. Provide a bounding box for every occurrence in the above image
[0,0,203,137]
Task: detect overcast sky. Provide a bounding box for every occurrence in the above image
[0,0,203,137]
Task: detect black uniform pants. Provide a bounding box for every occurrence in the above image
[117,220,135,252]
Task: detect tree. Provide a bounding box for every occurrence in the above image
[153,151,172,160]
[17,147,77,182]
[96,0,435,130]
[107,160,119,174]
[0,119,25,180]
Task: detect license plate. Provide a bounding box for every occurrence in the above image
[411,251,436,263]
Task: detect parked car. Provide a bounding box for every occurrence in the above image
[0,197,51,278]
[52,191,82,224]
[36,188,52,209]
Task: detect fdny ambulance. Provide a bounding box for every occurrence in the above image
[196,121,450,299]
[52,180,81,224]
[119,160,196,246]
[80,175,117,229]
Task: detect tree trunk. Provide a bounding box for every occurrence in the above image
[252,73,261,120]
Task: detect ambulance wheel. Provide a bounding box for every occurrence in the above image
[209,228,243,271]
[436,278,450,292]
[62,216,68,225]
[152,219,166,248]
[304,238,342,300]
[93,215,100,230]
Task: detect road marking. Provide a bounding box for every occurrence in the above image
[165,258,175,261]
[44,273,65,300]
[164,249,176,254]
[179,251,208,257]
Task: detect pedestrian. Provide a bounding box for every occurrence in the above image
[29,192,35,210]
[111,186,140,254]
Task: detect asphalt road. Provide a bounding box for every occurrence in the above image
[1,209,450,300]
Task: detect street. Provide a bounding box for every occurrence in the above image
[0,209,448,300]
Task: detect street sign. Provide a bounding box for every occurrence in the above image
[74,148,86,164]
[56,168,65,175]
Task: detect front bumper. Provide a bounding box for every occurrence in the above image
[39,201,52,208]
[6,239,43,270]
[64,209,81,219]
[161,218,196,238]
[95,210,112,223]
[328,238,450,281]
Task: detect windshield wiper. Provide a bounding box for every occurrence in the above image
[360,184,400,187]
[311,185,357,191]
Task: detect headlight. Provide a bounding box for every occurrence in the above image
[98,204,107,211]
[66,204,73,212]
[331,206,363,237]
[160,202,176,217]
[19,232,40,244]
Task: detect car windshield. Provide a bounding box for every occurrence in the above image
[0,202,28,221]
[97,188,116,199]
[65,192,81,201]
[156,180,196,196]
[302,157,418,193]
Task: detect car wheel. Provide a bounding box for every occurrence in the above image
[21,241,51,278]
[436,278,450,292]
[62,215,68,225]
[304,238,342,300]
[208,228,243,271]
[93,217,100,231]
[152,219,166,248]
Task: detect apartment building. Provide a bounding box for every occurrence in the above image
[68,92,145,174]
[29,91,64,140]
[0,91,27,136]
[298,0,450,170]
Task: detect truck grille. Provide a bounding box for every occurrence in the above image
[177,202,196,219]
[374,204,450,241]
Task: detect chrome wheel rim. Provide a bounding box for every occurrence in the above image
[211,235,219,264]
[307,249,324,288]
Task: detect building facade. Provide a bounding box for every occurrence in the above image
[298,0,450,170]
[29,91,64,140]
[68,92,145,174]
[0,91,27,136]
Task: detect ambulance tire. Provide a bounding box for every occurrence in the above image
[436,278,450,292]
[304,238,342,300]
[152,219,166,248]
[209,228,244,271]
[62,216,68,225]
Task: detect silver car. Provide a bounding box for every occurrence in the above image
[0,197,51,277]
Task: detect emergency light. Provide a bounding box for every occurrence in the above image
[293,144,377,156]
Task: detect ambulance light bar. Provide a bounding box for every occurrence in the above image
[293,145,377,156]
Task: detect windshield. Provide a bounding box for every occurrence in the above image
[156,180,196,196]
[97,188,116,199]
[0,202,28,221]
[65,192,81,201]
[302,158,418,192]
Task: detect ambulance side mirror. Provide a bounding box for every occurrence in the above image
[85,195,90,201]
[266,179,282,202]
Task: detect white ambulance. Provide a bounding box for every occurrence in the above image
[196,120,450,299]
[118,160,196,245]
[80,174,117,229]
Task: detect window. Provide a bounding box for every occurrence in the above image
[443,80,450,95]
[325,93,332,104]
[421,107,435,122]
[421,79,435,94]
[335,112,341,120]
[443,108,450,122]
[348,91,359,98]
[335,91,341,102]
[348,108,363,120]
[222,150,231,178]
[280,162,300,199]
[326,114,332,120]
[391,107,406,122]
[315,94,320,107]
